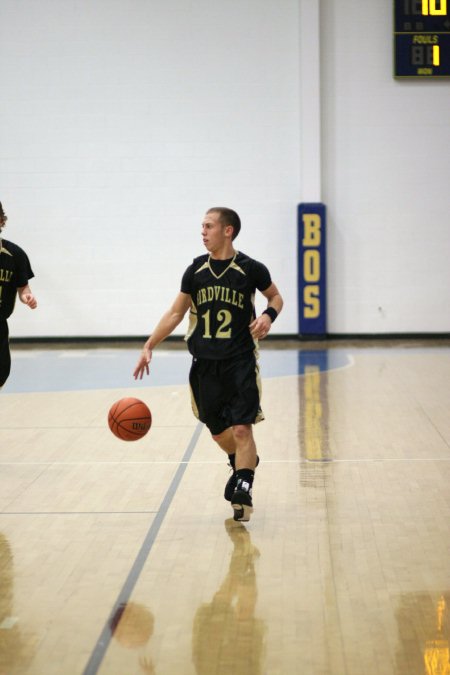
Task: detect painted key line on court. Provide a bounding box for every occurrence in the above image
[4,347,355,393]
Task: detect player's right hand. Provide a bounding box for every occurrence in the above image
[133,348,152,379]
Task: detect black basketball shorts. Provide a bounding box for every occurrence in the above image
[189,350,265,435]
[0,320,11,387]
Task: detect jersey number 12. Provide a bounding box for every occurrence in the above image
[201,309,232,339]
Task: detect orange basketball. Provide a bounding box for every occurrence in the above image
[108,397,152,441]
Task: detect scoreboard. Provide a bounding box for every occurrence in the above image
[394,0,450,77]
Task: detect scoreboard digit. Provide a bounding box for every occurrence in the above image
[394,0,450,77]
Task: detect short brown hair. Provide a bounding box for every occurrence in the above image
[207,207,241,240]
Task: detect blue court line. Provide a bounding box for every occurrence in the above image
[82,421,204,675]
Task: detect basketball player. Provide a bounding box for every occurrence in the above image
[0,201,37,389]
[133,207,283,521]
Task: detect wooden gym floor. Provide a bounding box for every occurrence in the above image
[1,338,450,675]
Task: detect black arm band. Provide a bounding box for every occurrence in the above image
[262,307,278,323]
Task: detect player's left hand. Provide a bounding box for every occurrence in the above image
[20,292,37,309]
[249,314,272,340]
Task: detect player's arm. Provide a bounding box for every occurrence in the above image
[133,291,192,380]
[17,284,37,309]
[250,282,283,340]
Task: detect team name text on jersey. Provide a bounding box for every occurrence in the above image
[196,286,245,309]
[0,269,13,283]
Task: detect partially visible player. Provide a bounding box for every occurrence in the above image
[0,201,37,389]
[133,207,283,522]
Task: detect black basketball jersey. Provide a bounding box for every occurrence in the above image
[0,239,34,320]
[181,251,272,359]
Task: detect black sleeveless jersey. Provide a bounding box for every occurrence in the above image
[0,239,34,320]
[181,251,272,359]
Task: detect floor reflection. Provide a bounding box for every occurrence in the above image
[424,596,450,675]
[395,593,450,675]
[110,601,156,674]
[298,351,331,479]
[0,532,37,673]
[191,519,266,675]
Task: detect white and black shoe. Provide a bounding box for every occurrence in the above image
[224,455,259,502]
[231,478,254,522]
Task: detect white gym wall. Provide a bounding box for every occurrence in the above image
[1,0,449,337]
